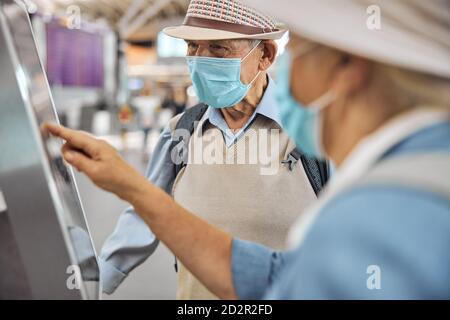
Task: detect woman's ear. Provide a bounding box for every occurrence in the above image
[259,40,278,71]
[331,55,371,97]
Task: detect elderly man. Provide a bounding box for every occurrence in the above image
[99,0,328,299]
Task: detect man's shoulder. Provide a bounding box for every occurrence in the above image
[167,112,185,133]
[167,104,211,134]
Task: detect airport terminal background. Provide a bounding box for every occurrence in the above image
[0,0,208,299]
[3,0,448,302]
[0,0,296,299]
[0,0,291,300]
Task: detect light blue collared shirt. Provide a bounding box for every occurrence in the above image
[99,77,282,294]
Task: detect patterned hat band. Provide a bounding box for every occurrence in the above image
[183,16,279,35]
[163,0,286,41]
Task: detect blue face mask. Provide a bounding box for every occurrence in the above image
[186,41,261,109]
[275,50,335,158]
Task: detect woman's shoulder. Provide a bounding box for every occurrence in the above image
[285,185,450,299]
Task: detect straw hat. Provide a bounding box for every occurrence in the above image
[242,0,450,79]
[163,0,287,41]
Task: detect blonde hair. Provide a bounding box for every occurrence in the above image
[374,64,450,112]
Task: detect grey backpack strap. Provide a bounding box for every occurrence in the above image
[284,148,330,196]
[168,103,208,273]
[358,153,450,199]
[170,103,209,179]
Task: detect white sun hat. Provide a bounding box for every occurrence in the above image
[242,0,450,79]
[163,0,287,41]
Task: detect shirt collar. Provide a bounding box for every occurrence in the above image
[253,76,282,127]
[203,76,282,131]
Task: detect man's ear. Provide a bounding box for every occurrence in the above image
[331,55,371,97]
[259,40,278,71]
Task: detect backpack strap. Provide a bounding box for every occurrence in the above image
[170,105,331,197]
[168,103,208,273]
[170,103,209,180]
[283,148,330,196]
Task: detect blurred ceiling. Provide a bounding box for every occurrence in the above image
[29,0,189,41]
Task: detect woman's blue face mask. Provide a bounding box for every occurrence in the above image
[186,41,261,109]
[274,48,336,159]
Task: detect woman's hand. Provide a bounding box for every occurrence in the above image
[44,123,148,202]
[45,122,237,299]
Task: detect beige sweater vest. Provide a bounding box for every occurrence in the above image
[169,112,317,300]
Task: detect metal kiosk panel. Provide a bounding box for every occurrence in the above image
[0,0,100,299]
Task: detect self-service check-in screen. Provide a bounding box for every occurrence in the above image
[0,0,99,299]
